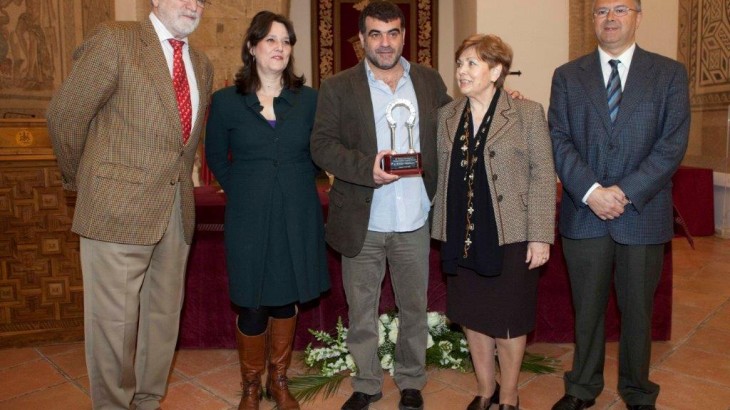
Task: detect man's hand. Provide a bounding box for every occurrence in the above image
[606,185,631,206]
[526,241,550,270]
[373,150,400,185]
[586,186,627,220]
[504,87,524,100]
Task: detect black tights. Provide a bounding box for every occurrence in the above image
[237,303,296,336]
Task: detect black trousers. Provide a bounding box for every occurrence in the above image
[562,235,664,405]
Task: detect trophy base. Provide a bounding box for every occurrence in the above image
[382,153,422,176]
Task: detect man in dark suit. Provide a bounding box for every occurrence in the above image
[310,2,451,409]
[46,0,213,408]
[548,1,689,409]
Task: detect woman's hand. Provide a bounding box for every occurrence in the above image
[526,241,550,269]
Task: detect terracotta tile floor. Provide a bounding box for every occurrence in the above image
[1,236,729,410]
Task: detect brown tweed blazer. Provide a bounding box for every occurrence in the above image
[47,19,214,245]
[431,95,556,246]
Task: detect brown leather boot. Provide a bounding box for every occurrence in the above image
[264,315,300,410]
[236,325,266,410]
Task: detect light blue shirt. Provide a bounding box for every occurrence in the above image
[365,57,430,233]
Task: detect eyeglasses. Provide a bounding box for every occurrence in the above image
[593,6,640,18]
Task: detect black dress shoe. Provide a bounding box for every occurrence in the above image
[467,382,500,410]
[341,391,383,410]
[552,394,596,410]
[399,388,424,410]
[626,405,656,410]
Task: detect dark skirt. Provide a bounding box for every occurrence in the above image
[446,242,539,338]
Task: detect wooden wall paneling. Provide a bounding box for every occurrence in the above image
[0,120,83,347]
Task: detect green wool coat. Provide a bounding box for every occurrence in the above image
[205,85,330,307]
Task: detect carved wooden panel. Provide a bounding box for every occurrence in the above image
[81,0,114,39]
[0,120,82,347]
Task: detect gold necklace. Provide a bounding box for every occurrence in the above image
[459,103,492,258]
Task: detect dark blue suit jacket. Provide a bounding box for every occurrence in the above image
[548,46,690,245]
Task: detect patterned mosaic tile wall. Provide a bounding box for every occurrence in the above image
[677,0,729,171]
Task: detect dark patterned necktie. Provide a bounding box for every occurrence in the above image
[607,59,622,123]
[169,39,192,145]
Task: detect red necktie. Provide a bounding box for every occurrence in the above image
[169,39,192,145]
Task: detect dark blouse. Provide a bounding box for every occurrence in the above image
[442,89,504,277]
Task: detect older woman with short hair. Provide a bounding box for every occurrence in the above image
[432,34,556,410]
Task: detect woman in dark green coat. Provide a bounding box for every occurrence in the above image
[205,11,329,410]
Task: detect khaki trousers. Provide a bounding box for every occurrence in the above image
[81,188,190,410]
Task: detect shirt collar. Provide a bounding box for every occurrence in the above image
[364,56,411,82]
[149,12,188,44]
[598,43,636,69]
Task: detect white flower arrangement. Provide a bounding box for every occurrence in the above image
[290,311,558,403]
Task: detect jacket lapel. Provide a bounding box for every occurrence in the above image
[140,18,182,139]
[350,61,379,154]
[445,98,466,145]
[486,92,516,146]
[578,50,613,134]
[410,66,431,146]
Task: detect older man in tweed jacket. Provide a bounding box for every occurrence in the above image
[46,0,213,408]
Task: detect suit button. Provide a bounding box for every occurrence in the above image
[489,150,496,158]
[497,194,503,202]
[180,151,184,157]
[608,144,615,150]
[170,181,175,185]
[492,174,498,181]
[273,160,279,167]
[365,197,372,204]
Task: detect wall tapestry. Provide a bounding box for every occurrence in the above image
[311,0,437,88]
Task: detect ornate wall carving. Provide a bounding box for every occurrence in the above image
[311,0,437,88]
[82,0,114,39]
[0,0,113,119]
[184,0,291,91]
[677,0,730,109]
[677,0,730,171]
[0,120,83,347]
[0,0,291,346]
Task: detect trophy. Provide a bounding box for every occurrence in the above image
[381,99,422,176]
